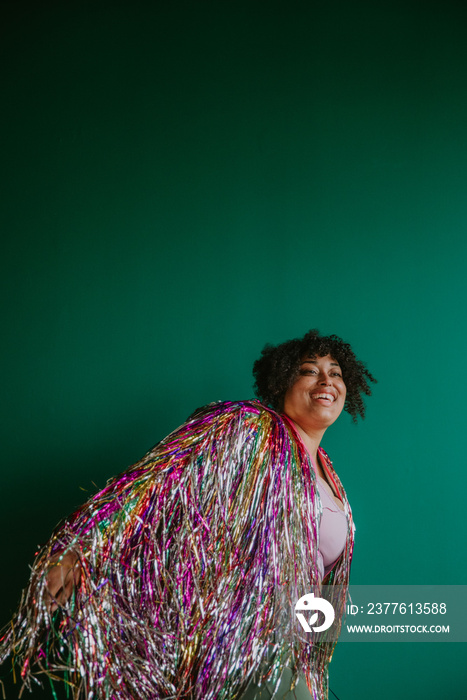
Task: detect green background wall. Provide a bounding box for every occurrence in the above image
[2,1,466,698]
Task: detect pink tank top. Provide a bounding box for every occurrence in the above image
[316,476,348,580]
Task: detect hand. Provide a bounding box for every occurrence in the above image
[46,551,81,612]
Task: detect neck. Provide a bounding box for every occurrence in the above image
[286,418,326,468]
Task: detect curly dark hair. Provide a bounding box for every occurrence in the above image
[252,329,376,422]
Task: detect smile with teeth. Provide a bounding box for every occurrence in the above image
[311,393,336,402]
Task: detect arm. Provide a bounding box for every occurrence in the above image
[46,550,81,612]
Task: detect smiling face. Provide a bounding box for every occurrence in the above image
[282,354,347,433]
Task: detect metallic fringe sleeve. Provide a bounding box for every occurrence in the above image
[0,400,354,700]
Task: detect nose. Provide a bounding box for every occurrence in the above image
[319,372,332,386]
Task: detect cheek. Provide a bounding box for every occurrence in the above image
[283,383,306,411]
[287,378,307,396]
[297,375,315,388]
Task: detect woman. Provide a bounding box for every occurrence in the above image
[0,330,375,700]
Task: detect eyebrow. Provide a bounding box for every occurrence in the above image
[301,358,341,367]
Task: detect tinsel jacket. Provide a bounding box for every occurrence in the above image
[0,400,354,700]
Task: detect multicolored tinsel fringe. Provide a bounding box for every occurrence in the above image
[0,400,354,699]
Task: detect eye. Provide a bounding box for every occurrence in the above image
[300,369,317,375]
